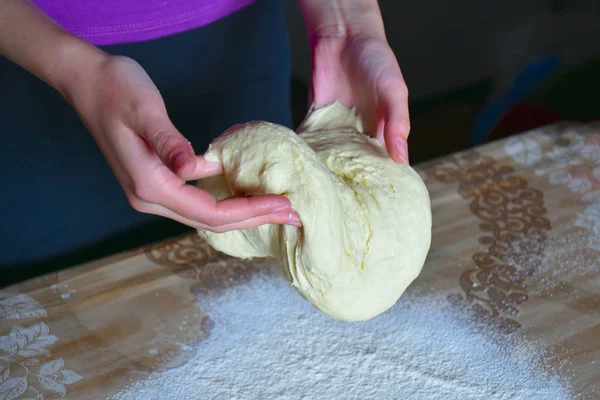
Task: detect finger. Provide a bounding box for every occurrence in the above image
[146,202,302,232]
[140,113,202,176]
[112,122,293,227]
[178,154,223,182]
[157,182,293,227]
[217,210,302,231]
[379,78,411,164]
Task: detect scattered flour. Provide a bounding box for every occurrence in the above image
[502,230,600,293]
[113,272,572,400]
[537,232,600,292]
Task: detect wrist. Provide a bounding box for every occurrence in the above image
[299,0,385,45]
[0,0,108,99]
[50,37,108,103]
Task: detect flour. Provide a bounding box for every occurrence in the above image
[113,272,571,400]
[537,231,600,292]
[502,230,600,294]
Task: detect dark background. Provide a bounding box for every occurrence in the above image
[286,0,600,164]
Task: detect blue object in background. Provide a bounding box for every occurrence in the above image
[471,55,561,145]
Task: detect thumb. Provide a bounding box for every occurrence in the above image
[142,114,192,170]
[143,116,221,180]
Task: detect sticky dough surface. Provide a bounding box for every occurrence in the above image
[197,102,432,321]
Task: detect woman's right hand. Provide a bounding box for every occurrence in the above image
[62,54,301,232]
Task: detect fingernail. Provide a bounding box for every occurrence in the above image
[395,140,409,164]
[171,151,189,171]
[286,212,302,227]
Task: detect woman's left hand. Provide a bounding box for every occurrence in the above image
[309,34,410,164]
[299,0,409,164]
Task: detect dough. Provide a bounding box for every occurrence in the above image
[197,102,432,321]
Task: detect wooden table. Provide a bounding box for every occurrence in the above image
[1,123,599,399]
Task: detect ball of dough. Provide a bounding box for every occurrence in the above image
[197,102,432,321]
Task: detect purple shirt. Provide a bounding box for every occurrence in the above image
[33,0,256,45]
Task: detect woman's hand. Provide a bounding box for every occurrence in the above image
[63,54,301,232]
[1,0,300,232]
[299,0,410,164]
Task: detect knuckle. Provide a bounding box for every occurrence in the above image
[199,200,223,228]
[381,77,408,99]
[400,84,409,100]
[397,117,411,132]
[201,214,222,229]
[149,129,185,159]
[138,96,166,117]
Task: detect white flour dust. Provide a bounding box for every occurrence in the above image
[113,272,571,400]
[502,230,600,293]
[537,232,600,292]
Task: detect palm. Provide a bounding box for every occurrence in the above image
[309,36,409,163]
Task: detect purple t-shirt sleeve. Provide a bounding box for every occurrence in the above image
[33,0,256,45]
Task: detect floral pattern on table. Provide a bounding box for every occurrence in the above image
[505,128,600,203]
[505,127,600,254]
[423,150,551,333]
[145,235,276,297]
[0,294,46,321]
[0,293,81,400]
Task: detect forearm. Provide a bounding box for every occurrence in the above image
[0,0,105,97]
[297,0,386,42]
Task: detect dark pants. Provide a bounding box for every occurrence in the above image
[0,0,292,284]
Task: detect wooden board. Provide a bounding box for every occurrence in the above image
[1,123,599,399]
